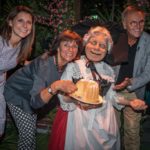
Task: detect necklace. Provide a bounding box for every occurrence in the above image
[55,55,66,73]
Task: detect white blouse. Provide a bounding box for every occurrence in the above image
[59,56,123,150]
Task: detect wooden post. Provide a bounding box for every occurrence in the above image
[74,0,81,22]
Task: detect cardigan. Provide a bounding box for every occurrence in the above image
[4,55,62,114]
[0,36,20,135]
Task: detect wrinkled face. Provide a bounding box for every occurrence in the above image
[58,40,79,64]
[85,35,107,62]
[9,12,33,40]
[123,11,145,39]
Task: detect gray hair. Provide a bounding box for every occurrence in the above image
[83,26,113,53]
[122,5,145,22]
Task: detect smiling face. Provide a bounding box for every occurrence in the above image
[123,11,145,40]
[9,11,33,42]
[85,34,108,62]
[57,40,79,65]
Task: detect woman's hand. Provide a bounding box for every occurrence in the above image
[40,80,77,103]
[76,101,101,110]
[129,99,148,110]
[51,80,77,94]
[24,60,31,65]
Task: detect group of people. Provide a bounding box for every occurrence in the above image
[0,4,150,150]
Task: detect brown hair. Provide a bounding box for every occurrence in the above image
[0,5,35,63]
[51,30,83,59]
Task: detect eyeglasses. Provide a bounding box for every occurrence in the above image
[129,20,145,27]
[88,40,107,52]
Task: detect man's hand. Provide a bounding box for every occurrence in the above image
[114,78,131,91]
[129,99,148,110]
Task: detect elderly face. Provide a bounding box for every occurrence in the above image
[85,35,107,62]
[123,11,145,39]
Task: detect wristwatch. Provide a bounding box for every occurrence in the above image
[48,87,56,95]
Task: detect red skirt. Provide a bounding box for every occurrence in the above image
[48,107,68,150]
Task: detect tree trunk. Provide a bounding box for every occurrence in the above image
[74,0,81,22]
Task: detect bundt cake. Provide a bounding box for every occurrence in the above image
[70,79,102,104]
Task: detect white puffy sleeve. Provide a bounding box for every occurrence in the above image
[105,83,125,110]
[58,62,78,111]
[98,63,124,110]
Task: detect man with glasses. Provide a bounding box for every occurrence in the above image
[114,5,150,150]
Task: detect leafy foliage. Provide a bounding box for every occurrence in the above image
[81,0,125,23]
[0,0,75,57]
[36,0,74,33]
[1,0,150,57]
[32,0,75,57]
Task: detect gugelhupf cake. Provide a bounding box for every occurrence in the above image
[70,79,102,104]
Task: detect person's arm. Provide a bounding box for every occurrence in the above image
[117,95,147,110]
[30,59,77,109]
[40,80,77,103]
[113,77,131,91]
[128,35,150,91]
[29,58,53,109]
[114,36,150,91]
[0,83,6,137]
[103,65,147,111]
